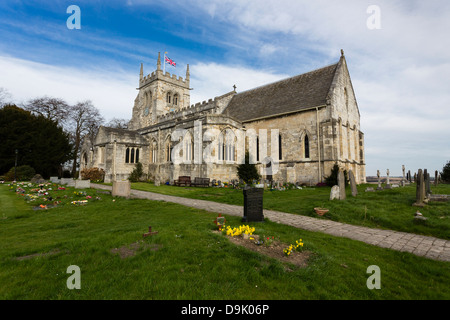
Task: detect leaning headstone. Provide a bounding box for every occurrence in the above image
[348,170,357,197]
[242,187,264,222]
[31,174,46,184]
[376,170,383,190]
[413,169,425,207]
[384,169,392,189]
[330,185,340,200]
[337,170,346,200]
[112,180,131,198]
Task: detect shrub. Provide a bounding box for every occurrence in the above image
[3,165,35,181]
[81,167,105,181]
[129,162,144,182]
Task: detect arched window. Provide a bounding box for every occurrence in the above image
[218,129,236,162]
[304,135,310,159]
[125,147,140,163]
[173,94,179,106]
[166,92,172,104]
[256,136,260,162]
[278,133,282,160]
[165,137,172,162]
[150,140,157,163]
[183,131,194,162]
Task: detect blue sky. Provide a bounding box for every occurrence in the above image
[1,0,449,176]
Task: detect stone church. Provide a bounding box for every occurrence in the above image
[80,50,366,185]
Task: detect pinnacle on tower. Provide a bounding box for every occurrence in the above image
[157,52,161,71]
[186,64,190,80]
[140,63,143,80]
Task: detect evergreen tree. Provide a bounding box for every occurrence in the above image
[236,152,261,184]
[0,105,72,178]
[440,160,450,183]
[129,162,144,182]
[325,162,348,187]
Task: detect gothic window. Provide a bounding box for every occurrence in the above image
[256,136,260,162]
[165,137,172,162]
[150,140,157,163]
[218,129,236,162]
[304,135,310,159]
[125,147,140,163]
[278,133,282,160]
[173,94,179,106]
[184,132,194,162]
[166,92,172,104]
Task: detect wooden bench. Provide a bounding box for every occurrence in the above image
[192,177,210,187]
[174,176,191,186]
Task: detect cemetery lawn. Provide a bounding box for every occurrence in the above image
[128,182,450,240]
[0,183,449,300]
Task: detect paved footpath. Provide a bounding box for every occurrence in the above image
[92,184,450,262]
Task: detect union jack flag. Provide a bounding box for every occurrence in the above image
[165,56,176,67]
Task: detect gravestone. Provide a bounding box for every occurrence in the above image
[365,187,375,192]
[75,179,90,189]
[31,174,46,184]
[412,169,426,207]
[414,173,417,183]
[112,180,131,198]
[348,170,357,197]
[424,171,432,196]
[376,170,383,190]
[50,176,60,183]
[60,178,75,186]
[337,170,346,200]
[401,165,406,186]
[434,170,438,186]
[330,185,340,200]
[384,169,391,189]
[242,187,264,222]
[408,170,412,183]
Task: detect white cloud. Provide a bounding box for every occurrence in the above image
[0,55,136,121]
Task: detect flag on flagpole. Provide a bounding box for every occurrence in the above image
[164,52,176,67]
[165,56,176,67]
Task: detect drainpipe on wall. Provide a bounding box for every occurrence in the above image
[316,107,322,183]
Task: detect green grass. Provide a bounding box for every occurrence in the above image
[127,182,450,240]
[0,182,449,300]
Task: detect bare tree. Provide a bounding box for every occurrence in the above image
[106,117,129,129]
[67,100,104,176]
[23,96,70,125]
[0,87,12,107]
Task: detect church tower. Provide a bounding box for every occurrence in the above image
[128,52,191,130]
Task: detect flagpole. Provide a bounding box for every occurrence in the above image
[164,51,167,74]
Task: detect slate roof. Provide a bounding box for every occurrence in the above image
[224,62,339,122]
